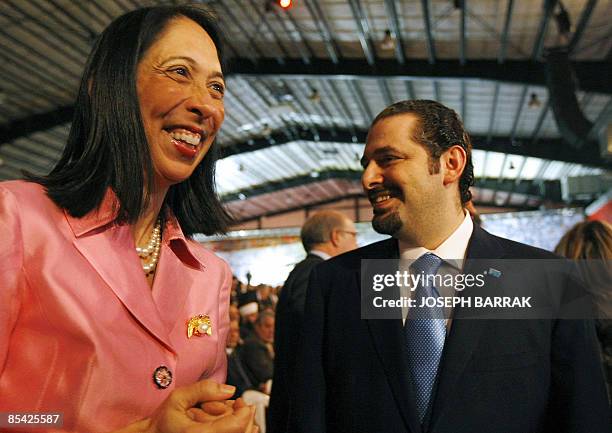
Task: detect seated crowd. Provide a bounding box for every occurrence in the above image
[226,281,279,398]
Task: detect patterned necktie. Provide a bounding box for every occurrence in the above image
[403,252,445,423]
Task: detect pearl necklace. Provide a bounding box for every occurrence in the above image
[137,218,162,275]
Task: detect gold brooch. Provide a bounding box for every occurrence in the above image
[187,314,213,338]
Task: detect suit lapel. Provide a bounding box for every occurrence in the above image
[363,239,423,433]
[151,241,195,338]
[428,226,505,432]
[366,317,423,433]
[72,225,174,351]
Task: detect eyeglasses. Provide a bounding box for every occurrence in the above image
[338,230,358,237]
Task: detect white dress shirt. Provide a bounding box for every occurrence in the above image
[309,249,332,260]
[398,212,474,324]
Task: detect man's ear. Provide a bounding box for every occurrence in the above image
[330,229,341,247]
[441,145,466,186]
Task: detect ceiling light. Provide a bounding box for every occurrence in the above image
[265,0,292,12]
[554,2,572,37]
[272,83,295,103]
[528,93,541,108]
[322,148,339,155]
[261,123,272,137]
[308,87,320,103]
[381,29,395,51]
[278,0,292,9]
[279,93,294,103]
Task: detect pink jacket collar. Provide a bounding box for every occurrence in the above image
[64,188,206,269]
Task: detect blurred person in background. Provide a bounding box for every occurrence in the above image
[238,290,259,340]
[226,320,243,355]
[230,303,241,323]
[231,275,242,304]
[241,310,277,432]
[228,312,276,432]
[268,210,358,433]
[555,220,612,406]
[256,284,277,310]
[240,310,276,395]
[0,5,256,433]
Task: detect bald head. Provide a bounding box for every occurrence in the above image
[301,210,358,257]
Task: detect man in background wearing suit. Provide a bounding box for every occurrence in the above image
[268,210,358,433]
[291,100,609,433]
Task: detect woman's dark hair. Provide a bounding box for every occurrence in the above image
[27,5,233,236]
[371,99,474,204]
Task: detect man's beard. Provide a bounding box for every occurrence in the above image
[371,209,402,236]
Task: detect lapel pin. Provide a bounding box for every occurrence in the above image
[487,268,502,278]
[187,314,213,338]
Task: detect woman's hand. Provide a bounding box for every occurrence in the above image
[115,380,256,433]
[188,398,254,425]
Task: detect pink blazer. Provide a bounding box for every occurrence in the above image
[0,181,231,432]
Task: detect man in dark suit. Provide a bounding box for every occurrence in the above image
[239,310,276,393]
[269,210,358,433]
[291,100,610,433]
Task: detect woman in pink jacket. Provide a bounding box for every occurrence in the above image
[0,5,256,433]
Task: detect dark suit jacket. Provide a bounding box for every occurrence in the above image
[239,336,274,389]
[291,226,610,433]
[226,349,254,398]
[269,254,325,433]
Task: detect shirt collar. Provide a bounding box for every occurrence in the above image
[163,211,206,270]
[309,249,332,260]
[399,211,474,269]
[65,188,205,269]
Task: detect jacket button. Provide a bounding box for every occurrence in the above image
[153,366,173,389]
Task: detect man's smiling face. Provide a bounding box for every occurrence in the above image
[361,113,446,240]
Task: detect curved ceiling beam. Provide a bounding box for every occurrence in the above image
[228,192,366,224]
[227,58,611,95]
[3,61,609,146]
[222,168,554,207]
[3,113,608,169]
[222,169,362,202]
[220,127,610,168]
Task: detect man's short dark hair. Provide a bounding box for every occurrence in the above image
[255,310,275,326]
[28,5,232,236]
[371,99,474,204]
[300,210,350,252]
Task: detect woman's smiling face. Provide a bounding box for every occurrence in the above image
[136,16,225,190]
